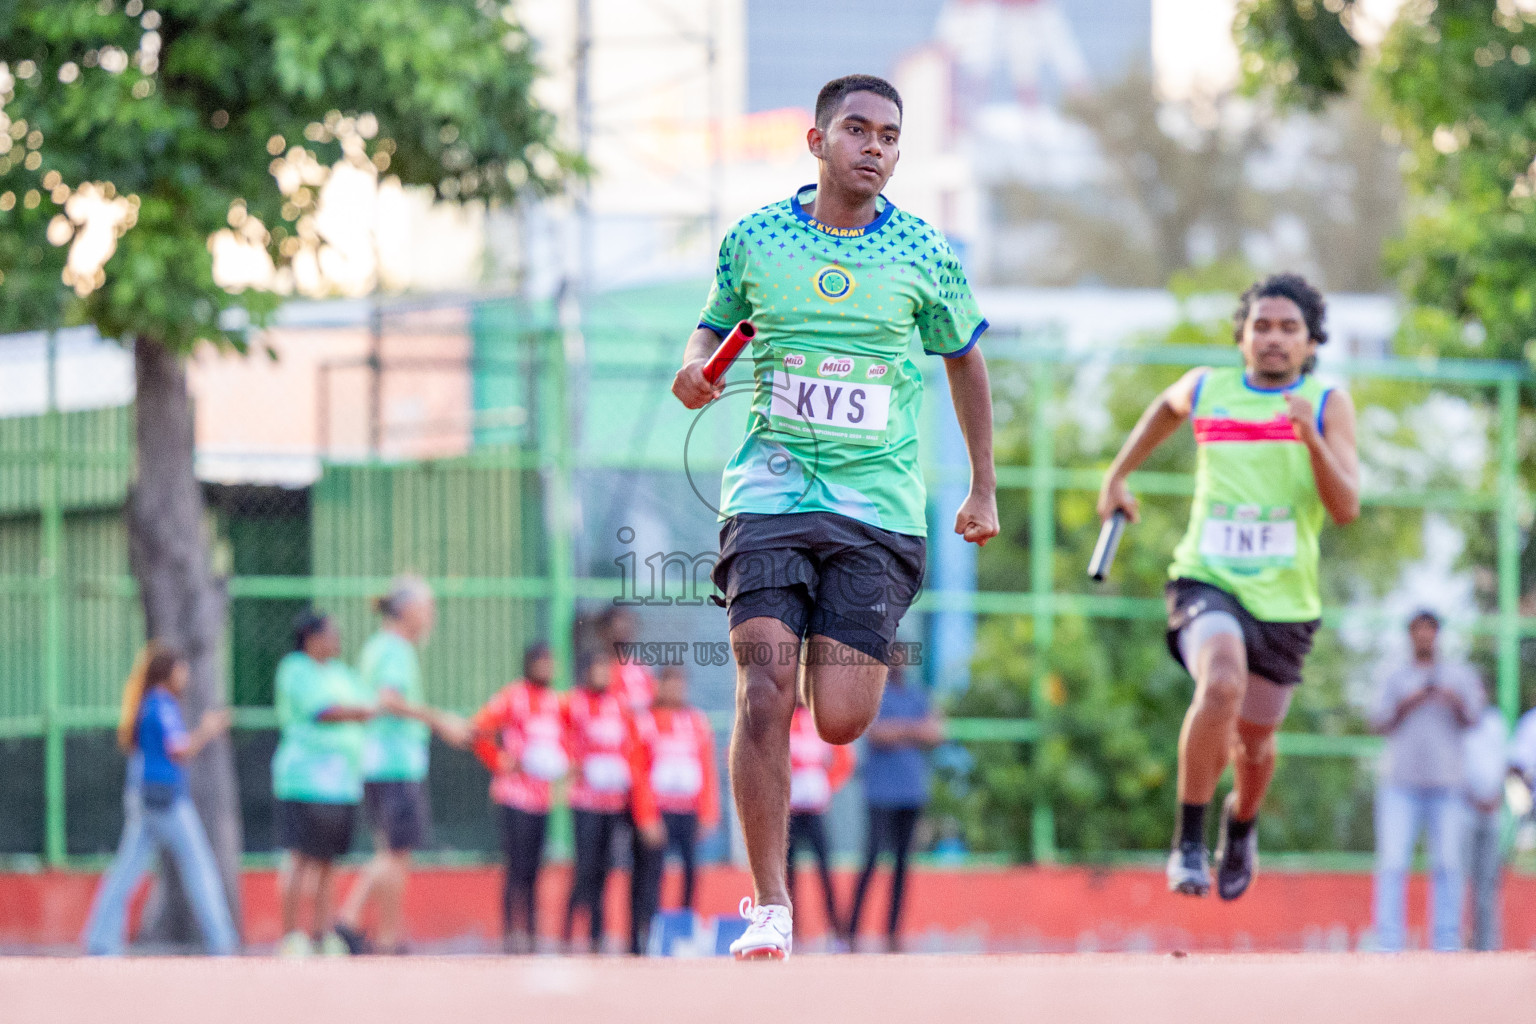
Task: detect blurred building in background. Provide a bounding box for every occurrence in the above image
[0,0,1440,879]
[747,0,1152,264]
[507,0,1154,293]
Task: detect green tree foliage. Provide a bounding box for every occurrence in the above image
[1234,0,1364,111]
[991,74,1272,288]
[0,0,567,341]
[0,0,568,937]
[1237,0,1536,365]
[1237,0,1536,712]
[989,71,1403,293]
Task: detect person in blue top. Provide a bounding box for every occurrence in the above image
[82,641,239,955]
[847,663,942,952]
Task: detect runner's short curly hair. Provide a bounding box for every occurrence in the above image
[1232,273,1328,347]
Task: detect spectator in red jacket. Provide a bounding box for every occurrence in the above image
[562,652,662,952]
[600,607,656,711]
[788,701,856,942]
[471,642,565,954]
[629,664,720,953]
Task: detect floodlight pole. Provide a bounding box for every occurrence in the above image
[574,0,593,298]
[42,329,65,866]
[1029,357,1057,864]
[1496,376,1520,723]
[367,298,383,456]
[706,0,722,244]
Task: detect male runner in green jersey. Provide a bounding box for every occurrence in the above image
[672,74,998,958]
[1098,274,1360,900]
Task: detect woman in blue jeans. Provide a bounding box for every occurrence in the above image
[82,642,239,955]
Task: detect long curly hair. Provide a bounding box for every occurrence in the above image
[1232,273,1328,373]
[116,641,184,752]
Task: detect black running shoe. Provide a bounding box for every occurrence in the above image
[1166,839,1211,896]
[1215,791,1257,901]
[333,922,371,955]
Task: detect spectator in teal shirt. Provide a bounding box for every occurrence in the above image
[273,611,375,957]
[336,576,470,955]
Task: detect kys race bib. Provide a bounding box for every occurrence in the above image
[1198,503,1297,568]
[769,350,892,447]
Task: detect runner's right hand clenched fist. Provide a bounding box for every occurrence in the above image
[672,358,724,409]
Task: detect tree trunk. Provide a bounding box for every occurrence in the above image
[126,335,243,947]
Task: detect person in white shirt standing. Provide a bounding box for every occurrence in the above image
[1507,707,1536,862]
[1461,697,1509,951]
[1368,610,1483,952]
[1511,706,1536,789]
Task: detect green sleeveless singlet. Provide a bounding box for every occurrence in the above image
[1167,367,1334,622]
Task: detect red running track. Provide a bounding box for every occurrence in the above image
[4,952,1534,1024]
[8,865,1536,952]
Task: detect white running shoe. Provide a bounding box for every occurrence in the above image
[729,897,792,961]
[277,931,314,957]
[318,931,349,957]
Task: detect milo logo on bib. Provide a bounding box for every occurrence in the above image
[768,348,892,447]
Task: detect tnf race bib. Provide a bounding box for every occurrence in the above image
[583,753,631,793]
[789,767,831,810]
[651,756,704,798]
[769,351,892,447]
[1199,504,1297,567]
[521,740,568,782]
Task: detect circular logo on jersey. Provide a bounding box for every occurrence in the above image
[813,264,855,303]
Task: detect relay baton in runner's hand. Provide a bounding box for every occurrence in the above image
[1088,510,1128,582]
[702,320,756,385]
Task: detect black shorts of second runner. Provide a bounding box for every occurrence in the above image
[712,511,925,665]
[277,800,357,862]
[1165,578,1320,686]
[362,780,431,853]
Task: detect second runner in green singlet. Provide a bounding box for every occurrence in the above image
[1098,274,1361,903]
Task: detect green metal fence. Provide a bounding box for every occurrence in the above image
[964,341,1530,863]
[0,310,1530,870]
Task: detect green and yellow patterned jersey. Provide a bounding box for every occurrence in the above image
[698,184,988,537]
[1168,367,1336,621]
[272,652,369,804]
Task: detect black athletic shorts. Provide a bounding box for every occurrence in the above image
[1165,577,1320,686]
[711,511,925,665]
[362,780,431,853]
[277,800,357,862]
